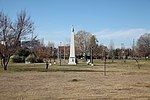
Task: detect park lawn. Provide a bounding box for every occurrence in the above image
[0,59,150,100]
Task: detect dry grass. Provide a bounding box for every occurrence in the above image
[0,60,150,100]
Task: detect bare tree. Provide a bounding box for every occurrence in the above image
[75,31,92,53]
[75,31,96,61]
[33,46,50,60]
[89,35,98,49]
[0,11,13,70]
[0,10,34,70]
[89,35,98,64]
[136,33,150,59]
[94,44,105,59]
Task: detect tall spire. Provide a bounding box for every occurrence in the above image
[68,25,76,65]
[72,25,74,32]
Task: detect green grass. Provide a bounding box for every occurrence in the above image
[0,63,45,72]
[0,59,150,73]
[0,61,93,72]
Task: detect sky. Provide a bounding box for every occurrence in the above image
[1,0,150,48]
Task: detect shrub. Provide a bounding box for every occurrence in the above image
[36,58,43,63]
[11,55,25,63]
[15,49,31,57]
[25,55,36,63]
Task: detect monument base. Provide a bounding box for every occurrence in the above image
[68,57,76,65]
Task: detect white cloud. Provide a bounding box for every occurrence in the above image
[35,30,70,46]
[94,28,150,48]
[95,28,149,39]
[35,28,150,48]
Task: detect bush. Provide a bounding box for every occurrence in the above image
[25,55,36,63]
[11,55,25,63]
[36,58,43,63]
[15,49,31,57]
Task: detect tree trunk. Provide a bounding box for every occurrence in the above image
[4,65,7,70]
[2,56,10,71]
[1,59,2,67]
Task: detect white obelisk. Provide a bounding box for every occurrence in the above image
[68,25,76,65]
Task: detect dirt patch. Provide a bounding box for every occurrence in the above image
[0,70,150,100]
[0,60,150,100]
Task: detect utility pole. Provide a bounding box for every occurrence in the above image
[103,47,106,76]
[60,42,62,66]
[64,42,66,61]
[121,43,125,62]
[57,43,60,63]
[90,47,94,66]
[53,48,56,64]
[132,39,135,58]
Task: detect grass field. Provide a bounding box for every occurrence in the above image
[0,59,150,100]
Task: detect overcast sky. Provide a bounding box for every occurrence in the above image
[1,0,150,48]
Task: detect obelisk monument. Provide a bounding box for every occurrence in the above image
[68,25,76,65]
